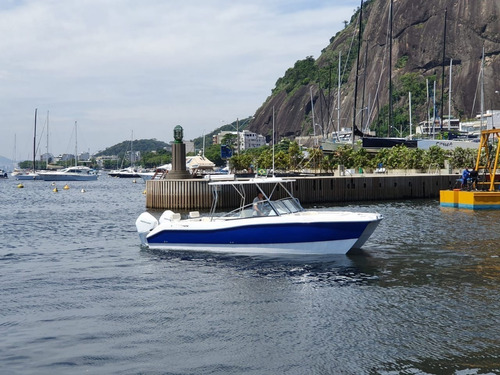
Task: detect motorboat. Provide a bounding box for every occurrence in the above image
[137,164,171,182]
[135,177,383,255]
[38,166,98,181]
[1,169,8,179]
[12,170,43,180]
[108,167,141,178]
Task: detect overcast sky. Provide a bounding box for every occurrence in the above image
[0,0,360,161]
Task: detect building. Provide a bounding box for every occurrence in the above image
[238,130,266,150]
[213,130,266,151]
[212,131,237,145]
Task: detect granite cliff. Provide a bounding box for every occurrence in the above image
[249,0,500,141]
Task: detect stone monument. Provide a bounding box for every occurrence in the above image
[165,125,191,179]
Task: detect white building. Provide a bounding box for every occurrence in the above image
[460,110,500,135]
[213,130,266,151]
[238,130,266,150]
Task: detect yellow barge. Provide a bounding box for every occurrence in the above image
[440,129,500,209]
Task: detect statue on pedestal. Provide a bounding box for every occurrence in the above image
[166,125,191,179]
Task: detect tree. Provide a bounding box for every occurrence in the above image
[229,153,253,172]
[221,133,237,151]
[274,150,290,171]
[449,147,477,169]
[423,145,447,168]
[204,144,224,167]
[288,141,302,171]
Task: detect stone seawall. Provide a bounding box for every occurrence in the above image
[145,174,459,210]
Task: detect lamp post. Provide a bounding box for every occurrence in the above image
[236,118,240,154]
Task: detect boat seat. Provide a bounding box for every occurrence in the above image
[189,211,200,218]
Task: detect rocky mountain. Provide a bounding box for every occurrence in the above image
[249,0,500,141]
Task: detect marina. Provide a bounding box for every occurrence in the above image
[0,1,499,373]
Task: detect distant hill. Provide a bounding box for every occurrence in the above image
[0,155,14,171]
[94,139,171,157]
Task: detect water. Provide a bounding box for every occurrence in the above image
[1,177,499,375]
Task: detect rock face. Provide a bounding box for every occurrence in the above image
[250,0,500,141]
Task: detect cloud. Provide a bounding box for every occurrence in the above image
[0,0,358,159]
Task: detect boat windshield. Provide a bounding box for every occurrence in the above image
[222,197,303,219]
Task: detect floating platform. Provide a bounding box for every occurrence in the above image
[440,129,500,210]
[440,190,500,210]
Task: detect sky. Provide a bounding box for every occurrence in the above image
[0,0,360,161]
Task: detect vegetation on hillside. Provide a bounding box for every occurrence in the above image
[94,139,170,158]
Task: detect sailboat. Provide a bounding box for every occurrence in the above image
[15,109,43,180]
[108,131,141,178]
[38,121,98,181]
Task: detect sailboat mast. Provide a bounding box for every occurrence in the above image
[33,108,37,171]
[337,51,341,141]
[272,106,275,177]
[440,8,447,132]
[480,46,485,132]
[448,58,452,130]
[75,121,78,167]
[202,131,206,157]
[310,86,316,145]
[433,81,437,139]
[426,79,430,136]
[409,92,412,138]
[130,130,134,167]
[361,40,368,133]
[388,0,393,137]
[46,111,49,169]
[352,0,363,146]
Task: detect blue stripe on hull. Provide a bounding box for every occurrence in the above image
[147,221,369,245]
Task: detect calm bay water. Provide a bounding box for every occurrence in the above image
[1,176,499,375]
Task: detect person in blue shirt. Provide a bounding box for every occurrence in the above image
[461,167,470,189]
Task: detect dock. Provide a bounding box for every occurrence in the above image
[145,174,459,210]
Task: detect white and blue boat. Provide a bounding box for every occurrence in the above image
[38,166,98,181]
[136,177,382,255]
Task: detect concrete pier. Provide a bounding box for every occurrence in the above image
[145,174,459,210]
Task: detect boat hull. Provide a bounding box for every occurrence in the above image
[142,212,382,255]
[14,173,43,180]
[39,174,98,181]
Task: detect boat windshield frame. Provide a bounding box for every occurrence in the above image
[208,177,302,220]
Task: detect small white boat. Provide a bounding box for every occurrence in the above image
[38,166,98,181]
[136,177,383,255]
[108,167,141,178]
[13,170,43,180]
[137,164,171,181]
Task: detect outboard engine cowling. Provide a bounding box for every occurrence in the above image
[159,210,176,224]
[135,212,159,246]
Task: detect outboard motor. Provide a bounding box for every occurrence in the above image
[135,212,158,246]
[159,210,176,224]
